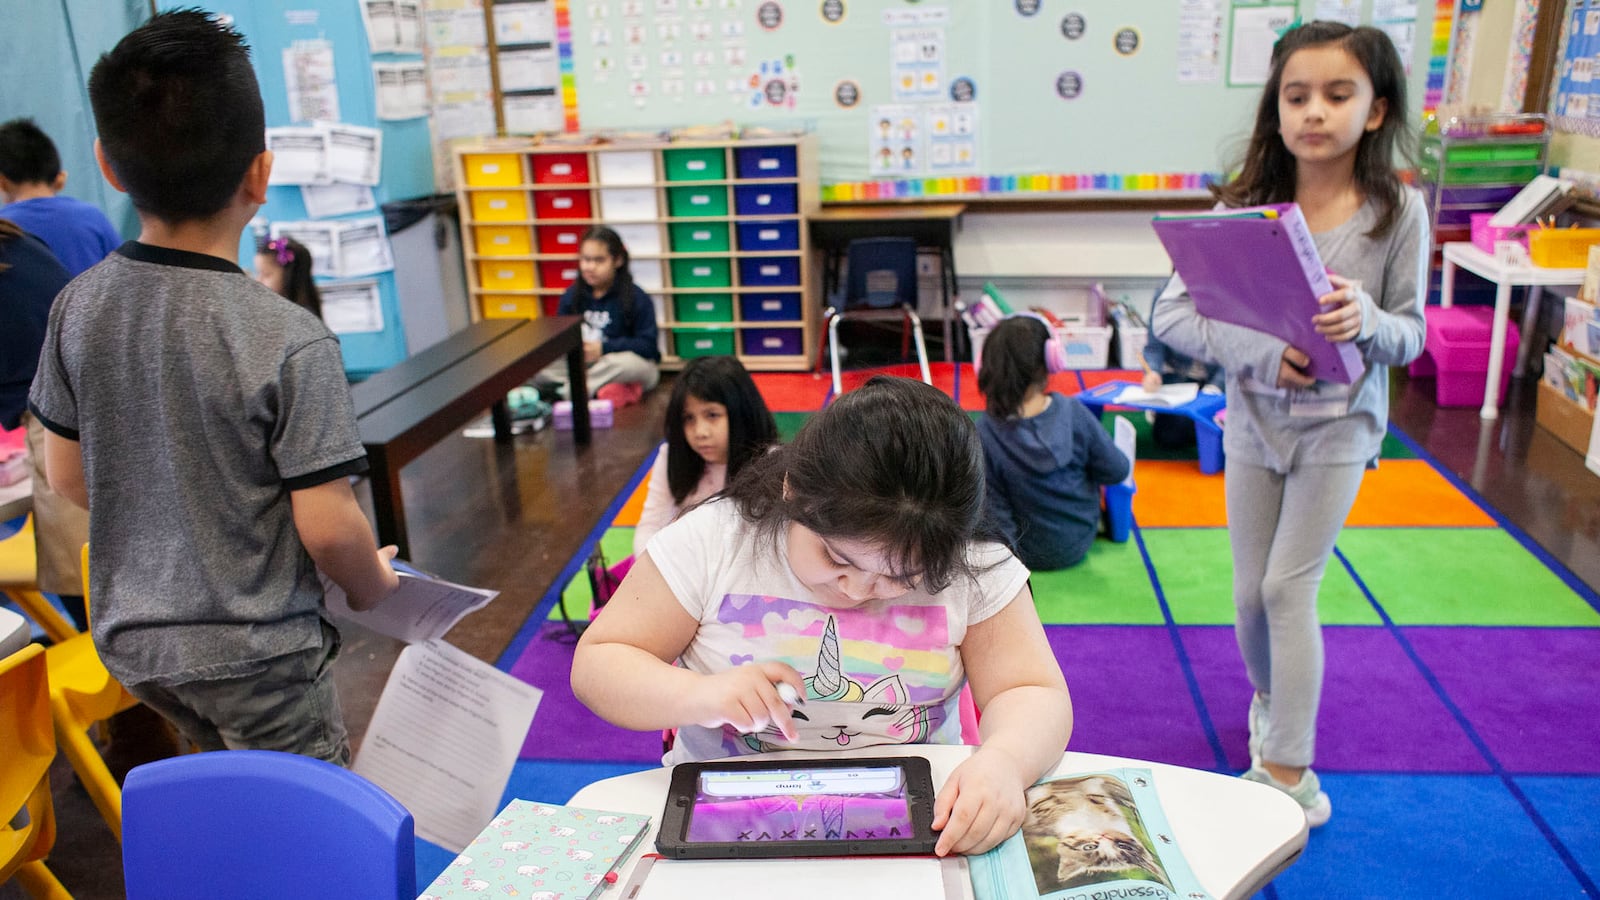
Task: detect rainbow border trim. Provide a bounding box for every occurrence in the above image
[820,172,1220,201]
[556,0,579,131]
[1423,0,1453,117]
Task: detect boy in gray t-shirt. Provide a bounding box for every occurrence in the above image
[27,10,398,764]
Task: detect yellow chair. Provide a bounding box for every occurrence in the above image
[0,644,74,898]
[0,514,80,645]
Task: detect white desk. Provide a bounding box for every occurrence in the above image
[569,745,1308,900]
[1438,241,1585,420]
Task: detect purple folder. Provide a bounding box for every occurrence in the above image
[1151,203,1365,385]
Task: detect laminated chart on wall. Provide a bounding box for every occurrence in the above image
[360,0,425,54]
[497,0,565,135]
[424,0,499,190]
[284,38,341,122]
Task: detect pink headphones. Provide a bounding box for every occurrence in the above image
[1011,312,1070,374]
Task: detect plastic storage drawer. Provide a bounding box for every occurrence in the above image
[673,294,733,322]
[611,223,662,255]
[734,145,798,179]
[598,188,658,222]
[478,260,535,291]
[668,222,731,253]
[736,220,800,251]
[663,148,727,181]
[595,150,655,186]
[733,184,798,216]
[534,189,593,219]
[474,226,531,257]
[462,153,524,187]
[738,256,800,287]
[537,260,579,289]
[481,295,540,318]
[536,225,586,255]
[742,327,804,356]
[631,258,665,291]
[673,328,735,358]
[667,186,729,217]
[471,191,529,222]
[670,258,733,288]
[531,153,590,184]
[740,293,802,321]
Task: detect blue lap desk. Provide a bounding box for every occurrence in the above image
[1077,381,1227,476]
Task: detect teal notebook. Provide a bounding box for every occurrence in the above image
[421,799,651,899]
[969,768,1211,900]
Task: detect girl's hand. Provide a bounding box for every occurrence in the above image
[1277,346,1315,389]
[931,746,1029,856]
[1313,274,1364,343]
[583,340,603,363]
[1141,370,1163,393]
[686,661,803,742]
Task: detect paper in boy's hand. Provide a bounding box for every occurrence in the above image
[320,563,496,644]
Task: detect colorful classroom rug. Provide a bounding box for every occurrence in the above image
[418,363,1600,898]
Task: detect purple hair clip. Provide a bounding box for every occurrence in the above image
[267,238,293,265]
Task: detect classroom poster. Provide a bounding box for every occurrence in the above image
[423,0,496,190]
[1313,0,1362,25]
[925,102,978,174]
[1176,0,1224,84]
[889,24,943,102]
[319,279,386,334]
[1227,4,1296,86]
[870,104,921,174]
[283,38,340,122]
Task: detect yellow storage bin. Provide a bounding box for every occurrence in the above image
[482,295,541,318]
[1529,228,1600,269]
[463,153,525,187]
[478,260,536,291]
[471,191,529,222]
[474,226,532,257]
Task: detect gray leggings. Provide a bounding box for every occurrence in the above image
[1225,459,1365,768]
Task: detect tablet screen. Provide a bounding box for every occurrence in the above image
[686,764,916,844]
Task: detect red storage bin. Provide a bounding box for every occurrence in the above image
[538,260,580,290]
[532,153,591,184]
[537,225,586,255]
[534,190,593,219]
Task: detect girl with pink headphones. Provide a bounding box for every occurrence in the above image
[975,314,1131,570]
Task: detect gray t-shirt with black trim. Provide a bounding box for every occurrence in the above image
[28,242,368,686]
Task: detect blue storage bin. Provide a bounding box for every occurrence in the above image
[742,327,805,356]
[740,292,802,321]
[734,145,798,179]
[738,256,801,287]
[733,183,798,216]
[736,220,800,252]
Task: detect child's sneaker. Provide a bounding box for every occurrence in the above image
[596,381,644,408]
[1242,765,1331,828]
[1247,691,1270,768]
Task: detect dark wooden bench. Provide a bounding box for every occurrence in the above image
[351,316,588,558]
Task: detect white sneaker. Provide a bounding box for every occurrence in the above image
[1247,692,1270,769]
[1242,765,1332,828]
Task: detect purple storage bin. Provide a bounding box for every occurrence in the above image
[738,256,801,287]
[741,327,804,355]
[733,183,798,216]
[740,292,802,321]
[736,219,800,251]
[734,145,798,179]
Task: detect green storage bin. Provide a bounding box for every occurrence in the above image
[1420,161,1544,185]
[663,147,727,181]
[673,293,733,322]
[668,221,731,253]
[670,257,733,288]
[674,328,735,358]
[667,185,729,217]
[1443,143,1543,163]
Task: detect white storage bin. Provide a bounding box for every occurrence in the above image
[1116,324,1148,370]
[968,323,1113,373]
[611,223,663,255]
[632,258,665,291]
[598,187,659,221]
[596,150,656,186]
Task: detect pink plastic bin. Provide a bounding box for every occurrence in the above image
[1469,213,1530,255]
[1408,306,1520,407]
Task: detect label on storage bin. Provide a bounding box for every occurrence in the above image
[756,194,772,205]
[688,160,707,170]
[694,338,714,349]
[760,265,780,276]
[481,163,501,173]
[763,337,783,348]
[693,266,712,276]
[558,233,577,244]
[759,229,779,240]
[493,235,510,244]
[490,199,508,209]
[551,163,572,175]
[759,159,779,170]
[696,301,714,311]
[562,268,577,279]
[691,195,710,205]
[762,300,781,310]
[553,196,573,208]
[693,230,712,240]
[497,269,515,279]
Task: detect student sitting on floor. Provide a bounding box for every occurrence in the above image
[534,225,660,407]
[1140,284,1226,449]
[28,10,399,764]
[976,315,1131,571]
[573,376,1074,857]
[0,117,121,277]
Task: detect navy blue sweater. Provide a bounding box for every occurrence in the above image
[558,280,660,361]
[978,393,1131,570]
[1,227,71,429]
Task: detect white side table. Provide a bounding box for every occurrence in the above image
[1438,241,1585,420]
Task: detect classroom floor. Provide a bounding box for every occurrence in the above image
[7,361,1600,900]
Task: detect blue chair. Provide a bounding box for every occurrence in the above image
[821,237,933,395]
[122,750,415,900]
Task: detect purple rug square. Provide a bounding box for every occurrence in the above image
[507,623,664,762]
[1406,627,1600,774]
[1182,625,1489,773]
[1046,626,1218,769]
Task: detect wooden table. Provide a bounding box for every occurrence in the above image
[352,316,587,558]
[808,203,967,359]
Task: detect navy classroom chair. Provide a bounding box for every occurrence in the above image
[819,236,933,395]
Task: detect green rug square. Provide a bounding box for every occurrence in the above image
[1380,430,1418,459]
[547,526,637,621]
[1028,538,1163,624]
[774,412,811,442]
[1337,528,1600,626]
[1140,528,1380,625]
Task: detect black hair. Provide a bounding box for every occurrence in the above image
[571,225,638,324]
[1214,20,1413,239]
[721,376,988,594]
[977,316,1050,419]
[87,8,267,223]
[664,356,778,504]
[0,119,62,186]
[0,219,22,273]
[258,236,322,319]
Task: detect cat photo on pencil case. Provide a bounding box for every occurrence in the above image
[1152,202,1363,385]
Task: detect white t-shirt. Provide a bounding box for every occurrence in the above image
[632,443,726,557]
[649,498,1031,764]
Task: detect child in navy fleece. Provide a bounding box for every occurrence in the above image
[976,316,1130,570]
[535,225,659,403]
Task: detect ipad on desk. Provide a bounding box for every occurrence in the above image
[655,756,940,860]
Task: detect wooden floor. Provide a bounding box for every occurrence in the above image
[9,368,1600,899]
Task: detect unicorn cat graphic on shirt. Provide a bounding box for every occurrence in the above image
[741,616,940,753]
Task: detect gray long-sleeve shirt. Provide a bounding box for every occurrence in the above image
[1151,187,1429,472]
